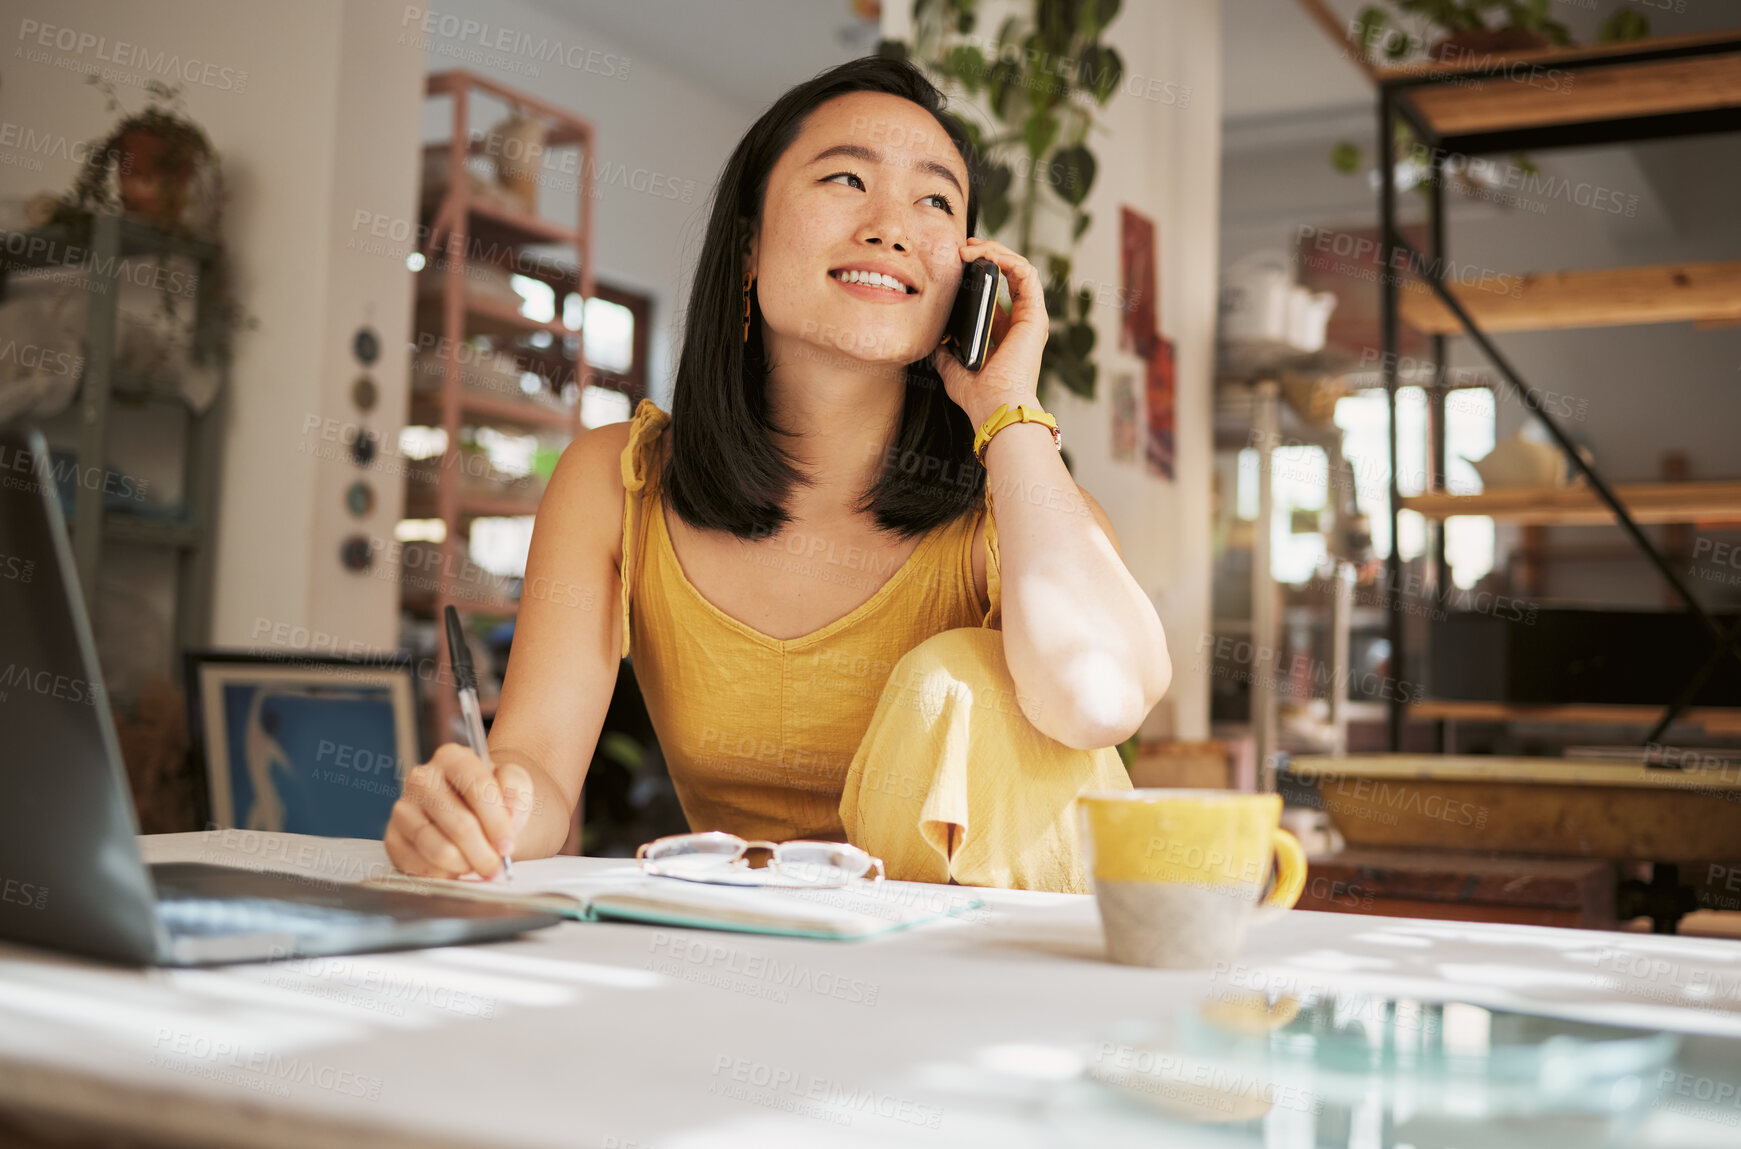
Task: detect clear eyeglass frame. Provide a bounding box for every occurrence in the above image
[635,831,886,888]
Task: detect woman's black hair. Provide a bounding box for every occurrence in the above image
[663,54,986,542]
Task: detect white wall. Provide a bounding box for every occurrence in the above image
[884,0,1224,740]
[306,1,427,648]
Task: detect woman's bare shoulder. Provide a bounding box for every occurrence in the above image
[539,419,640,568]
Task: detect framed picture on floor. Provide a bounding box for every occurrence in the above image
[184,651,423,840]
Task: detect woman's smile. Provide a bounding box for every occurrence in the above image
[829,264,921,302]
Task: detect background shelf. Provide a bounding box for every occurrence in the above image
[410,392,578,433]
[1382,30,1741,154]
[408,68,595,759]
[1409,699,1741,737]
[1401,481,1741,526]
[1399,259,1741,335]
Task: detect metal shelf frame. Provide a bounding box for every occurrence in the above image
[0,213,228,658]
[1374,34,1741,748]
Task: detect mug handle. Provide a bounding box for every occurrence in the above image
[1260,828,1307,911]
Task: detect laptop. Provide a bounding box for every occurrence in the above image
[0,425,562,966]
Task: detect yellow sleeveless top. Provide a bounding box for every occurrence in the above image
[617,398,1003,843]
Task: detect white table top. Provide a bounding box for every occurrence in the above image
[1,831,1738,1148]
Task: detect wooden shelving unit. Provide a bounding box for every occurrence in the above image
[411,392,577,434]
[1408,699,1741,737]
[1398,259,1741,334]
[404,486,546,523]
[409,69,596,745]
[1402,481,1741,526]
[414,293,573,343]
[1381,30,1741,153]
[1317,23,1741,748]
[0,214,227,662]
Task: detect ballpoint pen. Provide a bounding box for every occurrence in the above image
[444,605,513,881]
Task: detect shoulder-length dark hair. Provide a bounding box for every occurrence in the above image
[663,54,986,542]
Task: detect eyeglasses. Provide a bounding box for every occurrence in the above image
[635,832,885,888]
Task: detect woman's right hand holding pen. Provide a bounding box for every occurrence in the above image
[385,743,534,880]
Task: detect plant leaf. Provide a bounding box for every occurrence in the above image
[982,198,1011,237]
[1023,107,1059,162]
[1596,9,1649,43]
[1081,44,1123,105]
[1354,5,1389,52]
[1049,144,1095,206]
[948,44,988,93]
[1067,319,1096,360]
[980,161,1013,234]
[988,59,1024,123]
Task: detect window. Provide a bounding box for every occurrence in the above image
[1236,443,1330,585]
[1334,386,1495,589]
[568,282,650,406]
[469,516,535,579]
[580,296,633,373]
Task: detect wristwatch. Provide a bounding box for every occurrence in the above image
[973,403,1061,464]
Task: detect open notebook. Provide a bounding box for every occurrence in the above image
[364,858,986,941]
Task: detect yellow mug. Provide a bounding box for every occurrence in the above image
[1077,790,1307,968]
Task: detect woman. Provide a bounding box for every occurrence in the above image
[385,56,1171,892]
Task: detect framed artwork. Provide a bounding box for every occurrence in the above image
[1111,371,1138,462]
[1119,206,1159,358]
[185,651,423,840]
[1145,337,1176,481]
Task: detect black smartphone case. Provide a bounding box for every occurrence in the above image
[942,257,999,372]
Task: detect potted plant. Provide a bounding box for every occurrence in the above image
[1333,2,1650,183]
[48,75,255,363]
[1352,0,1649,68]
[63,76,214,232]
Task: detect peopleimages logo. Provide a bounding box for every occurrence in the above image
[398,7,629,79]
[150,1030,385,1100]
[0,551,34,583]
[1,878,48,911]
[0,663,101,707]
[14,20,248,92]
[0,120,105,166]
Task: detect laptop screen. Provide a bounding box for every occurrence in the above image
[0,426,163,964]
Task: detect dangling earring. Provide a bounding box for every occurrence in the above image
[742,271,754,344]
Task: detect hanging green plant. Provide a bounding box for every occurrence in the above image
[881,0,1125,405]
[1329,0,1647,192]
[1348,0,1649,68]
[58,76,214,234]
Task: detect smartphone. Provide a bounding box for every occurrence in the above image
[941,257,1000,372]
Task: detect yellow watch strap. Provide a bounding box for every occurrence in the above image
[974,404,1060,463]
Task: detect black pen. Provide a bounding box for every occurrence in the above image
[444,605,512,880]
